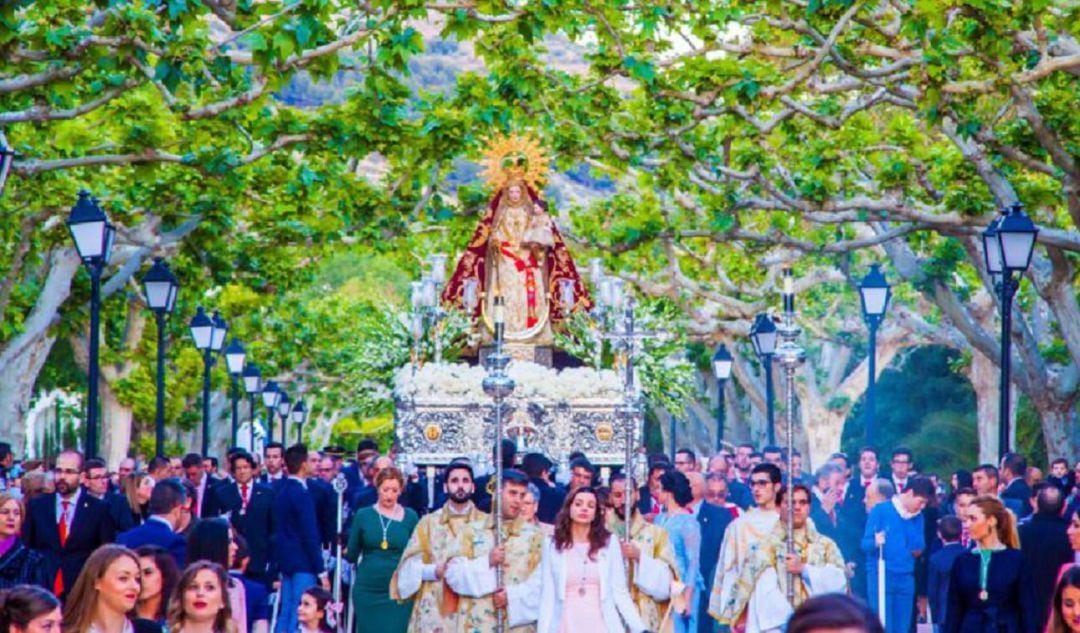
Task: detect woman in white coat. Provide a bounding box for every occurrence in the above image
[536,486,651,633]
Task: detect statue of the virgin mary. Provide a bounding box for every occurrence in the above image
[441,133,591,350]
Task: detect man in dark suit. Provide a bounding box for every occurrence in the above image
[273,444,328,633]
[203,450,276,585]
[1019,484,1072,629]
[116,479,188,567]
[637,459,671,516]
[82,457,135,532]
[521,452,565,524]
[472,439,516,513]
[22,450,116,598]
[687,471,732,633]
[1001,452,1033,518]
[705,453,751,510]
[928,516,967,626]
[838,455,870,600]
[304,449,340,549]
[182,452,223,518]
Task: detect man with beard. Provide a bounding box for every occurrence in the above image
[446,469,545,632]
[392,460,487,632]
[22,449,116,598]
[606,473,678,632]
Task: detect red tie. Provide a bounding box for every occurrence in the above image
[240,483,249,511]
[54,500,70,594]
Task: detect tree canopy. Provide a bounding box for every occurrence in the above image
[2,0,1079,465]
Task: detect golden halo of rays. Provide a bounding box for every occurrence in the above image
[479,132,550,194]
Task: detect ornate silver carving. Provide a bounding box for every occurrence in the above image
[395,396,629,465]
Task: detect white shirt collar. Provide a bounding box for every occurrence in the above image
[148,515,175,531]
[288,475,308,489]
[57,488,81,515]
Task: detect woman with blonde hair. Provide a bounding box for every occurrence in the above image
[61,544,144,633]
[0,492,49,590]
[122,473,154,527]
[166,561,235,633]
[944,495,1036,633]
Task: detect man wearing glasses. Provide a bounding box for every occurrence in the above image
[21,449,117,598]
[889,448,914,493]
[708,463,783,627]
[81,458,135,531]
[717,484,848,630]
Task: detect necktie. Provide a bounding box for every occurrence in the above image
[55,499,70,594]
[58,500,70,546]
[240,483,249,511]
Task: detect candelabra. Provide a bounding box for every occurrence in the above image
[601,296,656,542]
[775,267,806,603]
[409,254,450,371]
[480,296,515,633]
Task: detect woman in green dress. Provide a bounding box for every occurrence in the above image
[345,465,419,633]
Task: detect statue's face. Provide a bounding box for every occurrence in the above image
[507,184,523,204]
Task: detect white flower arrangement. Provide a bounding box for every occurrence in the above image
[393,361,625,403]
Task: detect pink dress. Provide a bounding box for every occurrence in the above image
[558,543,607,633]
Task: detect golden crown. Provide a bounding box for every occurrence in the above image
[479,132,550,193]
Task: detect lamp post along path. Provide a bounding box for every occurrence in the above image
[859,264,891,448]
[984,203,1039,459]
[141,257,179,458]
[67,191,115,458]
[712,344,733,452]
[225,338,246,449]
[243,363,262,453]
[750,313,778,446]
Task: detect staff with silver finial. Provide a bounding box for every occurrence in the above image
[331,472,348,632]
[481,295,515,633]
[775,266,806,603]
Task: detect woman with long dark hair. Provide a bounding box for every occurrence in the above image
[1049,565,1080,633]
[536,486,648,633]
[134,545,180,626]
[0,584,61,633]
[944,495,1037,633]
[653,470,701,633]
[166,561,235,633]
[186,519,247,633]
[0,493,49,590]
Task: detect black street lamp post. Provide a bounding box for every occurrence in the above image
[750,313,778,446]
[242,363,262,451]
[983,203,1038,459]
[712,344,733,451]
[67,191,115,458]
[190,308,226,456]
[291,400,308,443]
[224,339,246,449]
[141,258,179,458]
[261,381,281,443]
[277,392,292,445]
[858,264,891,448]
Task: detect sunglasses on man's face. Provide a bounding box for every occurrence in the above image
[750,479,773,487]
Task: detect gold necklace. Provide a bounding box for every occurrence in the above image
[376,508,396,550]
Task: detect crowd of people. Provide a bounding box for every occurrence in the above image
[0,437,1078,633]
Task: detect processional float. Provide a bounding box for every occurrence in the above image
[394,133,659,629]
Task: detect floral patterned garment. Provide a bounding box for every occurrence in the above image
[391,504,488,633]
[452,517,545,633]
[606,511,681,632]
[717,519,847,628]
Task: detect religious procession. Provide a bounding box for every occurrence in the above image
[3,3,1080,633]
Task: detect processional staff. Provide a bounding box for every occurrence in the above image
[775,266,806,603]
[481,295,515,633]
[331,472,348,632]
